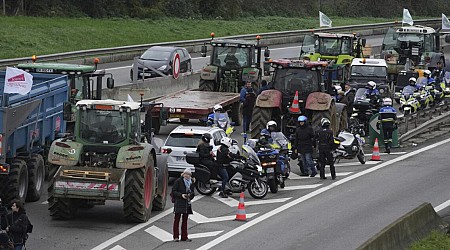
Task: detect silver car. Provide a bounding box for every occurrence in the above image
[161,125,227,177]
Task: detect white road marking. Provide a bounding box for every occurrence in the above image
[366,151,407,156]
[335,161,378,167]
[289,172,353,180]
[196,137,450,250]
[213,193,291,207]
[190,211,258,224]
[109,246,126,250]
[145,225,222,242]
[435,199,450,212]
[41,201,48,205]
[281,184,322,190]
[91,195,204,250]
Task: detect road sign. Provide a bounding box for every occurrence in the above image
[172,53,180,79]
[368,113,398,147]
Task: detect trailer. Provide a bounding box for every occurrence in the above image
[0,72,69,204]
[149,90,241,134]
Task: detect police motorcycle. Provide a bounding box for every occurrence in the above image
[352,88,380,134]
[414,77,434,109]
[207,104,234,136]
[440,72,450,98]
[399,85,420,115]
[334,122,366,164]
[186,143,268,199]
[245,130,291,194]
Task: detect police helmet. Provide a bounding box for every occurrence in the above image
[383,98,393,106]
[321,118,331,127]
[201,133,212,143]
[367,81,376,90]
[298,116,307,122]
[266,120,277,130]
[213,104,223,113]
[220,137,232,148]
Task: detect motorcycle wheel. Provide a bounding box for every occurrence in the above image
[279,180,285,189]
[357,148,366,164]
[247,179,268,199]
[284,161,291,178]
[268,177,278,193]
[195,181,217,195]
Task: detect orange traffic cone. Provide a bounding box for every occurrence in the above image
[235,192,247,221]
[289,91,300,113]
[371,138,381,161]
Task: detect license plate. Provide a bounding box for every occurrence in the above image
[170,114,184,118]
[265,168,274,173]
[175,156,185,161]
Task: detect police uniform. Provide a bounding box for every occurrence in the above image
[378,105,397,153]
[316,127,336,180]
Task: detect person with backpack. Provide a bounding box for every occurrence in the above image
[171,168,195,242]
[0,199,31,250]
[316,118,337,180]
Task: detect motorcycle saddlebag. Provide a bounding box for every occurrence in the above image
[186,153,200,165]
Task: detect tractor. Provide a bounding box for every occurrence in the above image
[199,33,270,93]
[380,25,445,85]
[251,59,347,139]
[17,57,115,132]
[47,99,168,222]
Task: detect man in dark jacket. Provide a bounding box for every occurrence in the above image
[172,168,195,242]
[240,81,257,132]
[293,116,317,177]
[344,83,355,118]
[317,118,336,180]
[196,133,221,183]
[216,137,243,198]
[0,199,30,250]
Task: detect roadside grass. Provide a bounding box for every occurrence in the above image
[0,15,435,59]
[409,230,450,250]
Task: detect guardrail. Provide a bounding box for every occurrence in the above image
[0,18,440,67]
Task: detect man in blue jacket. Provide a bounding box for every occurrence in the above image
[240,81,256,133]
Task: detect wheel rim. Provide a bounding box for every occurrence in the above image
[197,182,213,193]
[250,180,266,197]
[19,168,27,199]
[144,168,153,209]
[36,162,44,192]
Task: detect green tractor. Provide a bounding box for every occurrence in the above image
[47,99,168,222]
[17,57,115,132]
[199,33,270,93]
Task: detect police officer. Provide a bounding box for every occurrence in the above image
[216,137,243,198]
[196,133,221,184]
[378,98,397,154]
[364,81,381,108]
[293,116,316,177]
[316,118,336,180]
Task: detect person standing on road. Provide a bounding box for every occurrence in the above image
[172,168,195,242]
[216,137,244,198]
[344,83,355,118]
[196,133,221,184]
[0,199,30,250]
[316,118,336,180]
[293,116,317,177]
[377,98,397,154]
[240,81,256,133]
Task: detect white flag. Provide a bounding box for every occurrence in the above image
[127,94,135,102]
[4,67,33,95]
[319,11,332,28]
[442,13,450,31]
[402,8,414,26]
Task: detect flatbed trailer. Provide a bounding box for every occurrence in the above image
[149,90,241,134]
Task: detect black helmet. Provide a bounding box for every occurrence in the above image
[201,133,212,143]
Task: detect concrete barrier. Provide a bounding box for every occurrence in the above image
[102,71,200,101]
[357,202,449,250]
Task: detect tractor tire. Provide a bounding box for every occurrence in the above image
[1,159,28,204]
[199,80,215,92]
[231,102,243,126]
[250,107,273,139]
[311,102,338,134]
[123,157,156,222]
[48,164,79,220]
[26,154,45,202]
[153,155,169,211]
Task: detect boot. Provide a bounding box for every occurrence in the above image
[219,192,228,198]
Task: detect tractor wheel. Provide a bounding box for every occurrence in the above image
[48,164,78,220]
[199,80,215,92]
[123,157,155,222]
[26,154,45,202]
[250,107,273,138]
[312,102,338,134]
[153,155,168,211]
[231,102,243,126]
[1,159,28,204]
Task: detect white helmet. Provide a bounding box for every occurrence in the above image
[423,70,431,76]
[409,77,417,83]
[367,81,376,89]
[213,104,223,112]
[321,118,331,127]
[383,98,393,106]
[334,85,342,92]
[220,137,232,148]
[266,120,277,130]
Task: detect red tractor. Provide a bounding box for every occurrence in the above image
[251,59,347,138]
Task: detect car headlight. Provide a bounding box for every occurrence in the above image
[158,65,167,70]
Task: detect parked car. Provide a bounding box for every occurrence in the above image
[130,46,192,80]
[161,125,227,177]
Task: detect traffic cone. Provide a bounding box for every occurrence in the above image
[371,138,381,161]
[235,192,247,221]
[289,91,300,113]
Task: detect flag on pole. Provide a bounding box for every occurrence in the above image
[4,67,33,95]
[319,11,332,28]
[402,8,414,26]
[127,94,135,102]
[442,13,450,31]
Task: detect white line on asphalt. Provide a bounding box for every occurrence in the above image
[281,184,322,190]
[435,199,450,212]
[366,152,407,156]
[213,193,291,207]
[196,137,450,250]
[41,201,48,205]
[190,212,258,224]
[109,246,126,250]
[289,172,353,180]
[91,195,204,250]
[145,225,223,242]
[336,161,378,167]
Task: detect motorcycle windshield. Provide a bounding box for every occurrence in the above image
[213,112,230,128]
[270,132,290,149]
[242,144,261,166]
[354,88,369,102]
[444,72,450,86]
[416,77,428,87]
[402,86,415,95]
